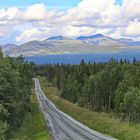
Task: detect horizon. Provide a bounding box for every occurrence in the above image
[0,0,140,45]
[1,33,136,46]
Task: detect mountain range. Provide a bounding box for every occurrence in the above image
[0,34,140,57]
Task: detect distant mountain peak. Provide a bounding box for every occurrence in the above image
[93,33,104,38]
[118,38,133,42]
[47,36,66,40]
[0,44,17,49]
[1,33,140,57]
[77,34,104,40]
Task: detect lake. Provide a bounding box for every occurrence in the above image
[25,51,140,64]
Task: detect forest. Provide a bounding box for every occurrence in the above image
[1,48,140,139]
[0,50,33,139]
[34,57,140,123]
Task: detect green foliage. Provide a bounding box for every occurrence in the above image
[0,49,3,58]
[11,92,50,140]
[0,50,33,139]
[61,76,81,103]
[123,88,140,122]
[39,77,140,140]
[34,58,140,123]
[0,121,8,140]
[0,104,9,140]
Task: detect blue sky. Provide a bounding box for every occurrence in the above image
[0,0,81,9]
[0,0,122,9]
[116,0,122,5]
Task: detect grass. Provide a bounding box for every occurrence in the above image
[38,76,140,140]
[11,88,50,140]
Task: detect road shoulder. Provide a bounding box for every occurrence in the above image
[10,88,50,140]
[39,76,140,140]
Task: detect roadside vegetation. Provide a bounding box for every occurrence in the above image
[0,50,33,139]
[35,58,140,123]
[1,46,140,140]
[11,89,50,140]
[0,50,50,140]
[35,56,140,140]
[39,77,140,140]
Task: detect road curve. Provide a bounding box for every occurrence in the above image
[34,78,117,140]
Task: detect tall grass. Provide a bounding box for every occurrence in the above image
[39,76,140,140]
[11,88,50,140]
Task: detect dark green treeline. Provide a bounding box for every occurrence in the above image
[34,58,140,123]
[0,50,33,139]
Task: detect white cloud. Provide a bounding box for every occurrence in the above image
[16,27,50,43]
[0,7,18,20]
[62,0,121,27]
[24,3,47,20]
[122,0,140,20]
[57,25,96,37]
[76,0,114,13]
[0,32,5,37]
[0,26,13,38]
[0,1,140,43]
[126,21,140,36]
[109,28,123,38]
[16,28,41,42]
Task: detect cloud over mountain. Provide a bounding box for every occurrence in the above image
[0,0,140,44]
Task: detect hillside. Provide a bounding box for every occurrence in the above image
[1,34,140,57]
